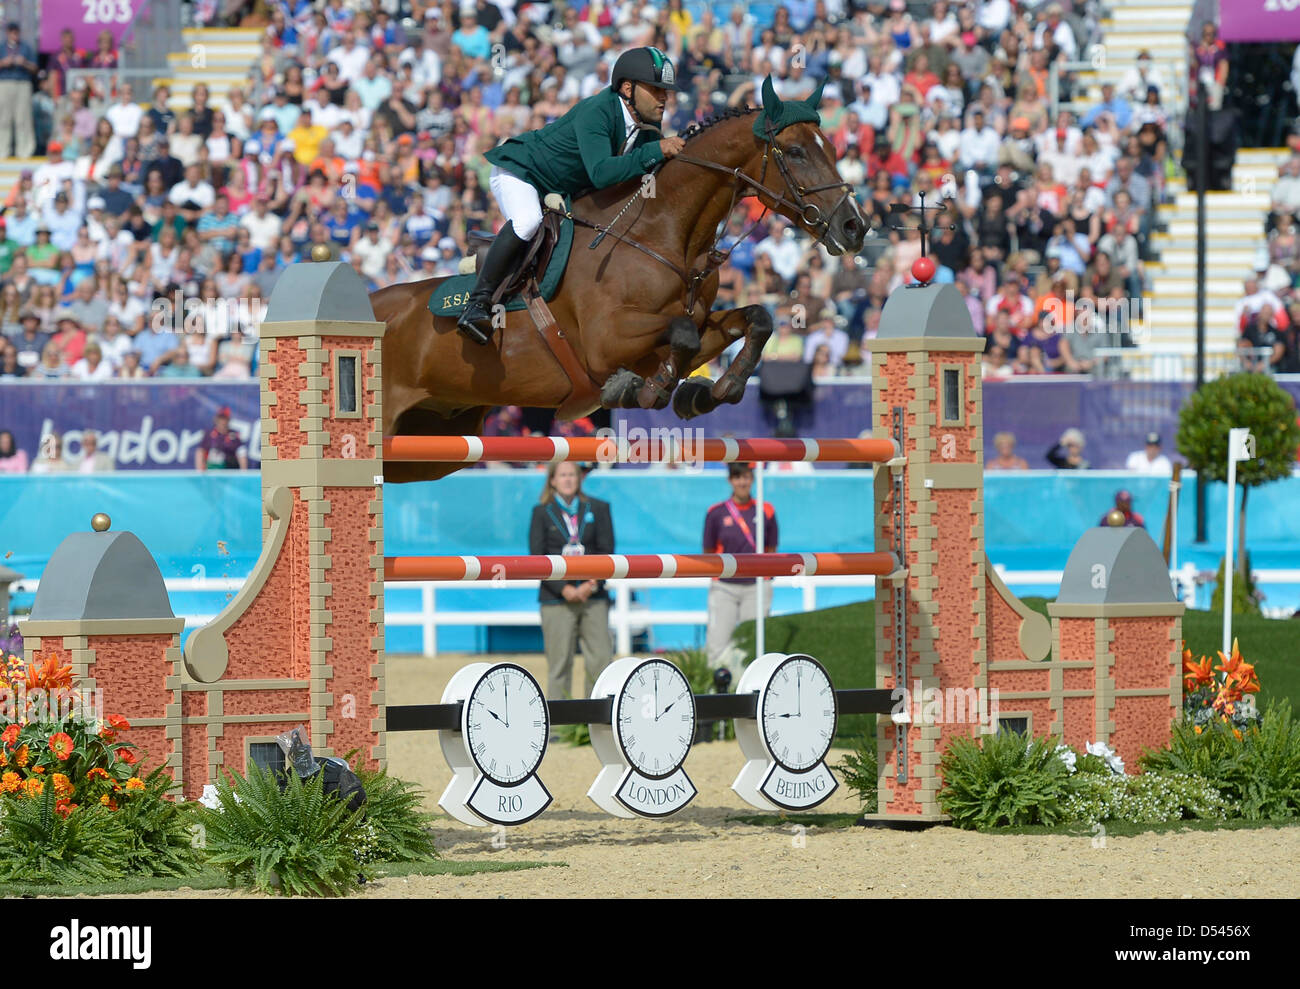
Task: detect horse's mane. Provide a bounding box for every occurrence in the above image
[679,104,761,144]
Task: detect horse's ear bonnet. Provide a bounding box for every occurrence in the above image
[753,75,826,139]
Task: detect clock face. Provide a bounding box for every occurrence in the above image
[464,664,549,785]
[615,659,696,779]
[759,655,837,771]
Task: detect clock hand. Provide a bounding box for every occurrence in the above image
[504,675,509,728]
[487,708,506,727]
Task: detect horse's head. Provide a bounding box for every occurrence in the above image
[749,76,867,256]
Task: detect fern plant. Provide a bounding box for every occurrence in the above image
[1235,701,1300,819]
[113,766,205,878]
[198,763,369,896]
[350,761,438,863]
[1140,716,1246,782]
[938,730,1073,830]
[835,734,877,812]
[0,786,134,885]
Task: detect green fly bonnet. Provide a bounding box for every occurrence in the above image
[753,75,827,140]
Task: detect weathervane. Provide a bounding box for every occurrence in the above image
[886,191,956,258]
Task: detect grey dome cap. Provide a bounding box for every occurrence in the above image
[28,530,175,621]
[263,260,376,323]
[1056,527,1177,605]
[876,282,976,340]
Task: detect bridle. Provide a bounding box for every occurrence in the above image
[567,109,857,317]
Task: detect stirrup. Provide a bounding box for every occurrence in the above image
[457,300,493,344]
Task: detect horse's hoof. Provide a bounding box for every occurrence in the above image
[673,378,714,419]
[600,368,644,409]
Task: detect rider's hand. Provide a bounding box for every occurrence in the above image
[659,137,685,158]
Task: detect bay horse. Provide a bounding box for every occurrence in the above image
[372,80,867,482]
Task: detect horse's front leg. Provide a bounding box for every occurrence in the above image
[634,315,701,409]
[600,315,701,410]
[672,305,772,419]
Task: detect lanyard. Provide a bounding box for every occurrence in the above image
[547,499,584,544]
[724,498,756,550]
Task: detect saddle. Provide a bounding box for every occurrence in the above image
[456,194,600,419]
[460,193,565,302]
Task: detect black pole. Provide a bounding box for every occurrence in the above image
[1195,86,1209,542]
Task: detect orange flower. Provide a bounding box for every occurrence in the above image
[24,653,72,691]
[33,765,45,774]
[0,724,18,747]
[1183,656,1215,691]
[117,747,138,766]
[98,729,116,744]
[107,714,131,731]
[13,744,28,767]
[1233,728,1243,741]
[47,732,74,760]
[124,777,145,791]
[1215,639,1247,681]
[85,767,110,781]
[23,776,43,797]
[1194,725,1203,734]
[54,799,77,819]
[0,770,20,793]
[0,751,6,767]
[99,794,117,811]
[51,772,73,796]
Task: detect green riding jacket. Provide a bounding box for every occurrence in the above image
[485,87,664,196]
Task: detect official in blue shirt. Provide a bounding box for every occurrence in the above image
[1079,83,1132,131]
[0,22,37,159]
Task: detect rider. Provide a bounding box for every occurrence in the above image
[456,46,686,344]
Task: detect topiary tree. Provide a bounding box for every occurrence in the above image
[1176,373,1300,587]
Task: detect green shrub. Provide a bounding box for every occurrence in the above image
[938,731,1073,830]
[0,786,134,885]
[1141,717,1245,781]
[836,734,877,812]
[1234,701,1300,819]
[113,766,204,878]
[1209,554,1262,616]
[198,763,369,896]
[1062,771,1229,827]
[351,762,438,863]
[1141,702,1300,820]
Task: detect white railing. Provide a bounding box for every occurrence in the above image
[13,568,1300,654]
[1095,347,1277,381]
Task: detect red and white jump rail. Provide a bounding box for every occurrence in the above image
[382,435,901,464]
[384,551,900,582]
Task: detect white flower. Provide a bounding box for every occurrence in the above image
[1086,741,1126,776]
[197,784,222,810]
[1055,744,1077,774]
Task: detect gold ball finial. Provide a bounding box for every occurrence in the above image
[1105,509,1126,528]
[310,243,333,263]
[91,513,111,532]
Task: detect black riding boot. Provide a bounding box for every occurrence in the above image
[456,221,530,344]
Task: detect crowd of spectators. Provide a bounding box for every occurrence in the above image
[0,0,1182,390]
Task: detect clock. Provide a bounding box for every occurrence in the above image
[588,657,698,818]
[732,652,840,812]
[438,662,553,827]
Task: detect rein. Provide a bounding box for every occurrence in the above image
[566,114,854,317]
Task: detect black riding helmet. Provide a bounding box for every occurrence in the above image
[610,46,680,92]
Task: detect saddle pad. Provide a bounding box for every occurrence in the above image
[427,200,574,319]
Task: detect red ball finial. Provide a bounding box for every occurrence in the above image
[911,256,936,284]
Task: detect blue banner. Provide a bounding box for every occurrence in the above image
[0,381,261,471]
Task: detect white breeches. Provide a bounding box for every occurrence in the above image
[489,165,543,239]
